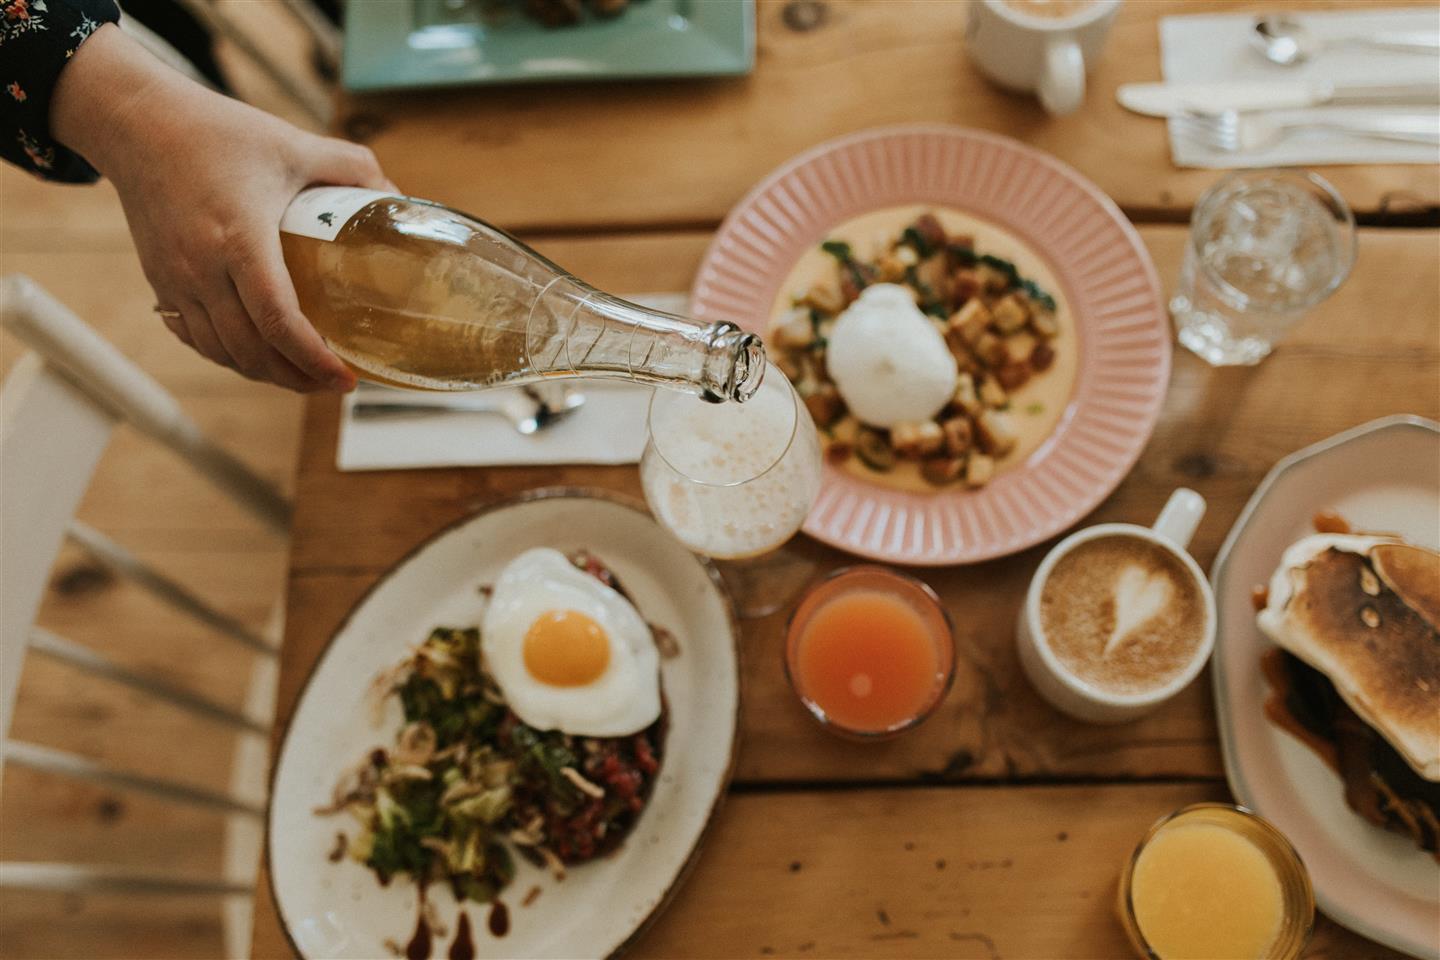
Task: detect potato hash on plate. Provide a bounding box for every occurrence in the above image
[769,210,1069,490]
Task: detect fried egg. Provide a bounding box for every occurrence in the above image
[481,548,661,737]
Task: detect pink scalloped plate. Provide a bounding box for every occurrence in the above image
[690,125,1170,566]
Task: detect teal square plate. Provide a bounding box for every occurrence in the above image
[343,0,755,91]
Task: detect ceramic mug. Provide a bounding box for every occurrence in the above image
[1016,488,1217,724]
[966,0,1121,116]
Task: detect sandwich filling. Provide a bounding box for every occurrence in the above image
[1256,534,1440,858]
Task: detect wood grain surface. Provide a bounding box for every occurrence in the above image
[273,226,1439,785]
[252,5,1440,953]
[251,782,1405,959]
[250,222,1438,957]
[339,0,1440,233]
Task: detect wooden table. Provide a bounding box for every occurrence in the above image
[337,0,1439,232]
[253,3,1440,957]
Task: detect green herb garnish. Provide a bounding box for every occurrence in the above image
[900,226,936,259]
[978,254,1020,285]
[948,243,978,266]
[1020,278,1057,313]
[822,239,871,292]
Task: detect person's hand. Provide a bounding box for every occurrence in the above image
[53,26,391,392]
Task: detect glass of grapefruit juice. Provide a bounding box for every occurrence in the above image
[785,566,955,739]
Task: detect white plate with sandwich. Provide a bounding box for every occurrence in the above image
[1211,415,1440,959]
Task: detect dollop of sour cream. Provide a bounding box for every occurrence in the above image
[826,283,958,428]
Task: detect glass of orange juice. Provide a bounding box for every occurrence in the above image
[784,566,955,739]
[1118,803,1314,960]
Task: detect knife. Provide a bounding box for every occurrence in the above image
[1117,80,1440,118]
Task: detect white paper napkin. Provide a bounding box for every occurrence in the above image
[1161,7,1440,169]
[335,293,688,472]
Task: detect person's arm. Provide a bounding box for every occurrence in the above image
[0,0,119,182]
[47,23,391,392]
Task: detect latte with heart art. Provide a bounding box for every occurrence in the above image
[1039,535,1205,695]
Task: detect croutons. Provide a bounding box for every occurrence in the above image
[975,410,1018,456]
[991,293,1030,334]
[891,420,945,459]
[953,373,982,416]
[914,255,948,296]
[1030,342,1056,371]
[948,299,992,346]
[1002,332,1036,365]
[912,214,947,252]
[977,375,1008,409]
[802,283,844,316]
[944,328,970,367]
[977,264,1011,293]
[855,427,897,472]
[803,385,845,429]
[995,363,1031,391]
[921,456,966,486]
[942,417,973,457]
[773,308,815,349]
[965,453,995,488]
[775,353,803,382]
[1031,309,1059,339]
[807,347,829,382]
[973,332,1010,368]
[877,254,907,282]
[766,214,1067,495]
[950,345,980,375]
[950,268,981,306]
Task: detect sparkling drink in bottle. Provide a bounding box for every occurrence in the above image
[279,187,765,401]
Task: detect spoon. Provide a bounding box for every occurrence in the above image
[351,383,586,434]
[1253,15,1440,66]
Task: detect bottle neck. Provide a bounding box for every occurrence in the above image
[525,278,766,403]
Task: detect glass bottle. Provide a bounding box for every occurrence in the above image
[279,187,765,402]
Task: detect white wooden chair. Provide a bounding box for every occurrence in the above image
[0,275,289,960]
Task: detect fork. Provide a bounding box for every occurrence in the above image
[1176,109,1440,153]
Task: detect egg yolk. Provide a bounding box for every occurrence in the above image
[523,610,611,686]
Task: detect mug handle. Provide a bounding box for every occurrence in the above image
[1037,37,1085,116]
[1152,488,1206,551]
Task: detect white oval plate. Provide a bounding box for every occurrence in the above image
[267,490,739,959]
[1210,416,1440,960]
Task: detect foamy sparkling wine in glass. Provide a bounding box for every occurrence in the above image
[640,365,823,615]
[1170,169,1356,366]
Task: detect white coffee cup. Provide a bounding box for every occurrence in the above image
[1016,488,1216,724]
[966,0,1121,116]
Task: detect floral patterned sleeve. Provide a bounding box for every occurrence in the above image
[1,0,120,182]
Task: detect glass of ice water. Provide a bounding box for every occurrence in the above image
[1170,169,1356,366]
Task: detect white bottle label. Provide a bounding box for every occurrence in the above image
[280,186,393,242]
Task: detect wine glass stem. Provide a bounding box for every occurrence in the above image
[714,545,820,620]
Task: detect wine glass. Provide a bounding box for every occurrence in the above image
[639,364,823,618]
